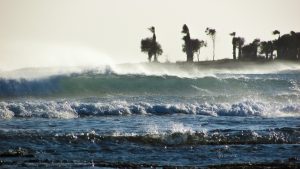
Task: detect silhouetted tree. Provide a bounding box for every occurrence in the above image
[260,41,268,59]
[141,26,163,62]
[276,34,290,59]
[290,31,300,60]
[182,24,202,62]
[182,24,192,62]
[268,41,275,59]
[236,37,245,60]
[230,32,237,60]
[290,31,300,59]
[273,30,281,39]
[196,40,207,62]
[260,41,272,59]
[205,28,216,61]
[272,39,279,59]
[272,30,280,58]
[242,39,260,60]
[297,32,300,59]
[276,31,300,60]
[252,39,261,58]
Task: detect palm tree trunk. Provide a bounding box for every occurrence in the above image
[187,52,193,62]
[186,46,193,62]
[153,54,158,62]
[197,50,201,62]
[238,45,242,60]
[233,45,236,60]
[148,53,152,62]
[270,50,274,60]
[213,40,215,61]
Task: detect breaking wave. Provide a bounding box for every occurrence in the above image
[0,70,299,97]
[0,100,299,119]
[1,127,299,145]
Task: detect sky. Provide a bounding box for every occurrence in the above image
[0,0,300,70]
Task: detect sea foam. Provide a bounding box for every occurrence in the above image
[0,100,299,119]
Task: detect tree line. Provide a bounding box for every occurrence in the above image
[141,25,300,63]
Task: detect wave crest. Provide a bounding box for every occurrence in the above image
[0,67,299,98]
[1,100,299,119]
[1,127,298,145]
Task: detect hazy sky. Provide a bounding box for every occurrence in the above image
[0,0,300,70]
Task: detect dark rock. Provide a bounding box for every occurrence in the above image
[0,148,34,158]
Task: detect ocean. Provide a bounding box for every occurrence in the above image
[0,62,299,168]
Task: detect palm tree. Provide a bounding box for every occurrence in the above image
[230,32,237,60]
[252,39,261,58]
[260,41,270,59]
[196,40,207,62]
[182,24,192,62]
[272,30,280,59]
[273,30,280,39]
[141,26,163,62]
[205,28,216,61]
[290,31,299,60]
[237,37,245,60]
[259,41,274,60]
[182,24,203,62]
[268,41,274,60]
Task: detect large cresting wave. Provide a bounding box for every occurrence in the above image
[0,64,300,98]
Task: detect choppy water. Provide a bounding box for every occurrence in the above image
[0,63,299,168]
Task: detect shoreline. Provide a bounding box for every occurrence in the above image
[120,59,300,68]
[170,59,298,66]
[114,59,300,75]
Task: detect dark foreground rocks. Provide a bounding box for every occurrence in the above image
[0,148,299,168]
[0,148,34,158]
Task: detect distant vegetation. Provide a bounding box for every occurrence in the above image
[231,30,300,61]
[140,26,163,62]
[205,27,216,61]
[141,26,300,63]
[181,24,206,62]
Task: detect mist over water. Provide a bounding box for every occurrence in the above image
[1,60,300,79]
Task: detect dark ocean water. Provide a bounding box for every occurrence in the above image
[0,64,299,168]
